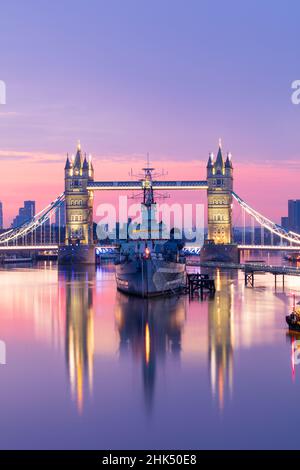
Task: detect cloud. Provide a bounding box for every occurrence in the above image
[0,150,64,163]
[0,112,23,118]
[0,148,299,172]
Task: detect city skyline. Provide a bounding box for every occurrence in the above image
[1,145,300,228]
[1,0,300,224]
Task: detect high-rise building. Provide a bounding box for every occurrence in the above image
[281,216,289,231]
[24,200,35,219]
[290,200,300,232]
[11,200,36,228]
[55,200,66,227]
[0,202,3,230]
[281,200,300,233]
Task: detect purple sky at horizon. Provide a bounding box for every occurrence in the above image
[0,0,300,225]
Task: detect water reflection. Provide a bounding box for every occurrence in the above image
[54,264,293,416]
[1,260,300,448]
[58,265,236,413]
[286,333,300,380]
[206,269,235,410]
[59,267,95,413]
[115,293,186,410]
[58,266,187,414]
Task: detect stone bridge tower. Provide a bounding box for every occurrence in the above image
[58,142,95,264]
[64,141,94,245]
[206,141,233,244]
[201,141,239,263]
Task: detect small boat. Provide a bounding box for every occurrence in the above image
[286,295,300,332]
[286,312,300,332]
[284,252,300,263]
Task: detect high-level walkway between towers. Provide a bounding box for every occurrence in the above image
[1,180,300,248]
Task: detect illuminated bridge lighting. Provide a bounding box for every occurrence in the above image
[238,245,300,251]
[95,247,117,255]
[232,192,300,246]
[1,185,300,250]
[182,247,201,255]
[87,180,208,191]
[0,193,65,245]
[0,244,298,253]
[0,245,58,251]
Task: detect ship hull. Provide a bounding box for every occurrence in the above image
[115,258,186,297]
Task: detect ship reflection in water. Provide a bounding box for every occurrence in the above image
[0,259,300,448]
[115,293,185,410]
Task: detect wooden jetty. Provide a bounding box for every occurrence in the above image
[187,259,300,289]
[187,273,215,298]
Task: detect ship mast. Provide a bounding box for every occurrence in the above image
[142,153,155,207]
[128,154,168,239]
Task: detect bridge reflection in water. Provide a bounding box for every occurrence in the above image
[58,265,237,414]
[208,268,234,410]
[59,267,95,413]
[0,260,299,448]
[115,293,186,411]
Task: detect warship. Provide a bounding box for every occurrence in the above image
[115,165,186,297]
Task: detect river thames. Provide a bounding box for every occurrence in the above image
[0,252,299,450]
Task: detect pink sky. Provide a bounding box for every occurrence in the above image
[0,149,296,227]
[1,1,300,228]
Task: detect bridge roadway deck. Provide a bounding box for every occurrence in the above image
[0,246,299,277]
[0,245,58,251]
[237,245,300,251]
[2,244,298,253]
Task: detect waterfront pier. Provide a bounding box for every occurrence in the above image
[187,273,216,298]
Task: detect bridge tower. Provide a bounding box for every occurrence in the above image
[207,141,233,244]
[201,140,239,263]
[58,142,95,264]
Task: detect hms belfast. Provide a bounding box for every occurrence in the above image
[115,164,186,297]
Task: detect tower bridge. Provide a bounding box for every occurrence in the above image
[1,140,300,264]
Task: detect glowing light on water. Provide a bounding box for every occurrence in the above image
[145,323,150,365]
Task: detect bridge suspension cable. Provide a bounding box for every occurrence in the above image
[0,193,65,245]
[232,191,300,246]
